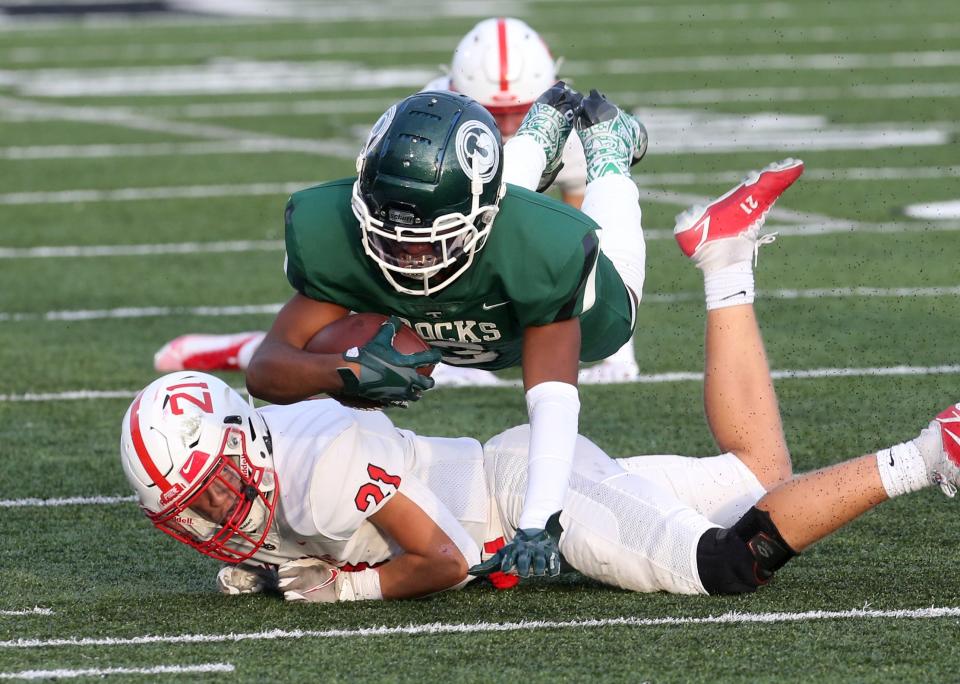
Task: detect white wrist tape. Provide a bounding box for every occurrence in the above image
[518,381,580,529]
[336,568,383,602]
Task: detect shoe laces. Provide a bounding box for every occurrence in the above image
[753,232,778,267]
[932,471,958,498]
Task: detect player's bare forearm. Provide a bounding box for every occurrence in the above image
[245,337,346,404]
[521,318,581,389]
[369,494,468,599]
[245,294,350,403]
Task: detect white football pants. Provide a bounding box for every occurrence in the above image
[481,425,766,595]
[503,137,646,301]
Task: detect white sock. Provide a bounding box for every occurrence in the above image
[876,441,929,498]
[502,136,547,191]
[703,261,754,310]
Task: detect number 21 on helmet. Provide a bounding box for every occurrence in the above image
[119,372,278,563]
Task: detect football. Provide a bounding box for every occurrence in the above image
[305,314,435,408]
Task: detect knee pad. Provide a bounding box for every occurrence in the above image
[696,507,798,595]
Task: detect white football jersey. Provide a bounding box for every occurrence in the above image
[249,399,491,568]
[422,75,586,196]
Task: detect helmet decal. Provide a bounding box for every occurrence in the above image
[362,103,397,158]
[455,121,500,183]
[120,372,279,564]
[353,92,504,296]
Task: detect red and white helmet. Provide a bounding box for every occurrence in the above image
[449,17,558,136]
[119,372,277,563]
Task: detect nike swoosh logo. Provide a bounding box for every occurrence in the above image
[482,301,510,311]
[888,451,896,467]
[721,290,748,301]
[305,568,339,594]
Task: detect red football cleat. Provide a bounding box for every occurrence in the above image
[153,332,265,372]
[928,403,960,497]
[674,158,804,270]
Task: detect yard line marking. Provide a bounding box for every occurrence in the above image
[0,608,51,616]
[0,663,234,679]
[643,219,960,241]
[646,286,960,303]
[611,81,960,107]
[5,607,960,649]
[636,165,960,186]
[2,284,957,322]
[0,241,283,258]
[566,51,960,76]
[0,139,357,160]
[0,495,136,508]
[0,391,136,402]
[5,23,960,65]
[2,366,959,402]
[5,50,960,100]
[0,304,281,322]
[0,182,303,205]
[4,221,960,262]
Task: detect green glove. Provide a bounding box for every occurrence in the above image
[336,316,441,407]
[469,512,564,578]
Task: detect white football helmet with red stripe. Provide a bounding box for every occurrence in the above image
[449,17,558,136]
[120,372,277,563]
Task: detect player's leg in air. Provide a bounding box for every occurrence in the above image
[619,158,806,502]
[154,331,264,373]
[501,83,648,384]
[481,161,799,592]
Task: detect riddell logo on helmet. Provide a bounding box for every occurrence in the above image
[159,482,185,506]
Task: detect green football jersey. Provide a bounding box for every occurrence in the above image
[284,178,634,371]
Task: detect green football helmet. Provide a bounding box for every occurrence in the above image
[352,91,505,296]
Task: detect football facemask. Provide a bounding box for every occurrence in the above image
[120,372,277,563]
[353,92,505,296]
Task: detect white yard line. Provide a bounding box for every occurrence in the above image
[0,495,135,508]
[613,81,960,107]
[2,365,959,402]
[0,608,52,617]
[635,165,960,186]
[0,182,302,205]
[646,286,960,303]
[566,51,960,76]
[0,663,234,680]
[4,607,960,649]
[4,23,959,65]
[0,139,357,160]
[2,284,957,322]
[0,241,283,258]
[4,220,960,262]
[0,304,281,322]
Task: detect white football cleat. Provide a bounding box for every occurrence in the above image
[153,332,265,372]
[674,158,804,271]
[918,403,960,497]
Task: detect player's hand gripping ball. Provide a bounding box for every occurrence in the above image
[305,314,439,409]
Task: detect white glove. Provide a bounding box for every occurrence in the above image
[277,557,341,603]
[216,563,277,595]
